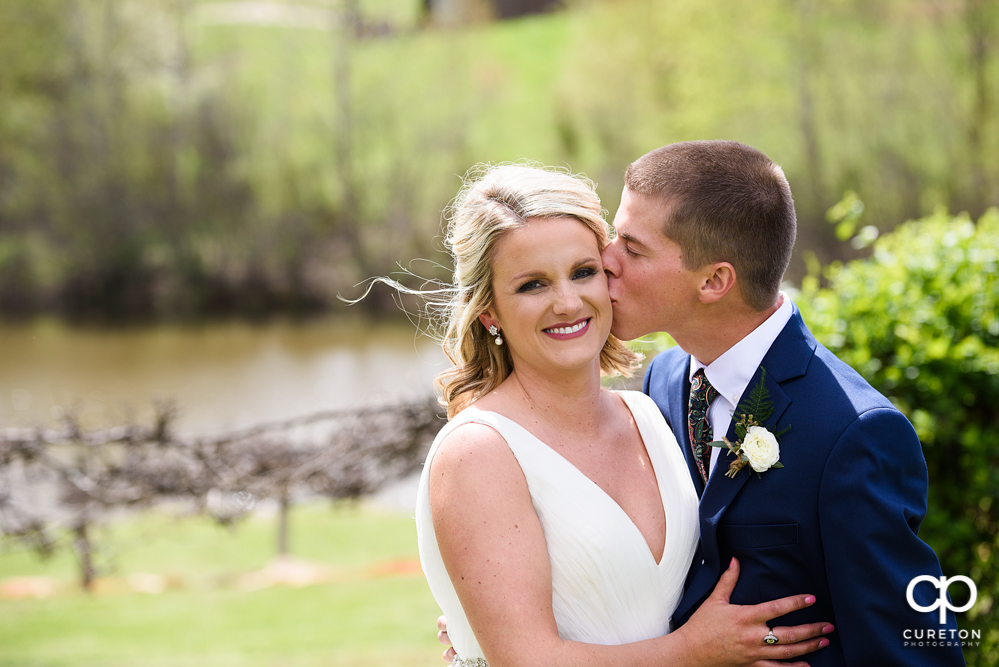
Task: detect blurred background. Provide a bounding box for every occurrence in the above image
[0,0,996,665]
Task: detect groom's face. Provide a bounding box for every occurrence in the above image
[603,187,701,341]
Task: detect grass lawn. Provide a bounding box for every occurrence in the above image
[0,503,445,667]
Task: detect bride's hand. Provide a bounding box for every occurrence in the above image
[674,558,834,667]
[437,615,456,662]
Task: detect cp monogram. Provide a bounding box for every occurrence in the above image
[906,575,977,624]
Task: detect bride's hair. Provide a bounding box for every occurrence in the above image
[433,163,638,417]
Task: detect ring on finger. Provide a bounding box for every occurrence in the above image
[764,629,779,645]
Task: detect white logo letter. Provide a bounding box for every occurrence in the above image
[907,575,977,624]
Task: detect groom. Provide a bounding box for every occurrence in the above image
[600,140,964,666]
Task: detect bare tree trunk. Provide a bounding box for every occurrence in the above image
[73,519,96,592]
[332,0,372,278]
[277,491,290,556]
[965,0,995,217]
[795,0,825,219]
[168,0,192,223]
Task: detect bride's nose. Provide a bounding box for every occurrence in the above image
[552,282,583,315]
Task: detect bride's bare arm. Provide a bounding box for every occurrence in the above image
[430,423,571,664]
[429,424,832,667]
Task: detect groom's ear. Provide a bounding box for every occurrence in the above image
[697,262,736,304]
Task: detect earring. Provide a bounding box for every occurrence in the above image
[488,325,503,346]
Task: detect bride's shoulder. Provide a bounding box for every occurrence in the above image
[440,414,505,450]
[431,412,515,478]
[428,413,528,517]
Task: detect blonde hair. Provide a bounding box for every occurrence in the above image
[436,164,638,417]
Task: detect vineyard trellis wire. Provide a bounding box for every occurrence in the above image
[0,396,446,589]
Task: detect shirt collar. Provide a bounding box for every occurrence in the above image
[688,292,794,409]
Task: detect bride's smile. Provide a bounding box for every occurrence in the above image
[542,317,590,338]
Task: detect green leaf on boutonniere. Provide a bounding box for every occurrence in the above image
[737,368,776,424]
[735,422,747,440]
[733,368,792,439]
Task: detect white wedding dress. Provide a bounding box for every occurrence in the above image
[416,390,700,666]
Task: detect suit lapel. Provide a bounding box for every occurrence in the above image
[666,354,705,497]
[677,308,817,617]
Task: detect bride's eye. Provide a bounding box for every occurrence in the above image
[572,267,597,280]
[517,279,544,293]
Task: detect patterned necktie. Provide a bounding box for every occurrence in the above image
[688,368,720,484]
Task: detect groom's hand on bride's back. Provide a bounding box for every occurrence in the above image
[437,615,456,662]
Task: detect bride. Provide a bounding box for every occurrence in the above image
[413,164,832,666]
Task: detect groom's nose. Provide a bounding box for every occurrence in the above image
[602,241,621,278]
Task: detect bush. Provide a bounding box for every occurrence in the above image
[797,208,999,666]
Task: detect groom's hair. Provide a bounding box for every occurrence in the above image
[624,140,796,311]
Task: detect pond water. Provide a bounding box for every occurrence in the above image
[0,317,448,437]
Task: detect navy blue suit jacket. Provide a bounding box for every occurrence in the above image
[644,308,965,666]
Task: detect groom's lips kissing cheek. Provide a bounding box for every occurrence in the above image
[542,317,591,340]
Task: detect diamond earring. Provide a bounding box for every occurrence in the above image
[488,325,503,346]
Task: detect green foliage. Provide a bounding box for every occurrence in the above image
[736,368,775,429]
[826,190,866,241]
[798,208,999,666]
[1,0,998,320]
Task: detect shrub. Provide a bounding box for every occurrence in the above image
[798,208,999,665]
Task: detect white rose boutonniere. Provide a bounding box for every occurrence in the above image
[741,426,780,473]
[710,368,789,479]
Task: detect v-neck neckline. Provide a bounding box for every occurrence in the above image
[465,392,669,567]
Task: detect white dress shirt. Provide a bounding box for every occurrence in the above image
[688,293,793,478]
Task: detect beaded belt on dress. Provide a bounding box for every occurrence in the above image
[452,657,488,667]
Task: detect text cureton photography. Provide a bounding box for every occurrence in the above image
[903,628,982,649]
[903,574,981,649]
